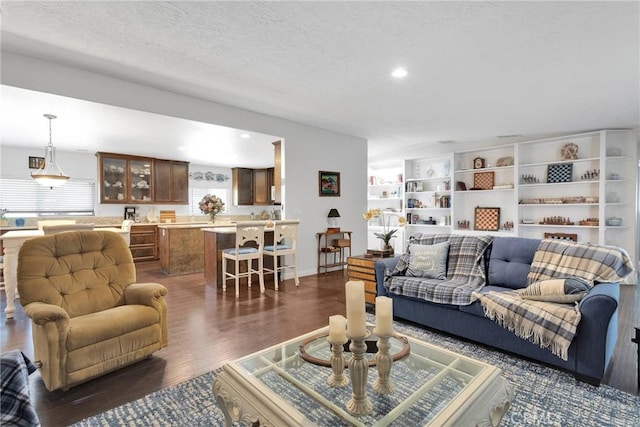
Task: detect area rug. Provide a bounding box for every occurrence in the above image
[74,316,639,426]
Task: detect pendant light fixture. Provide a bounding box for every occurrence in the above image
[31,114,69,189]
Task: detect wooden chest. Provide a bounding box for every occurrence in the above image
[347,255,377,305]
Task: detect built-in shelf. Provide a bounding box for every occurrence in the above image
[370,130,636,266]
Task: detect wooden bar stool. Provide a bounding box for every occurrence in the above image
[263,219,300,290]
[222,221,266,298]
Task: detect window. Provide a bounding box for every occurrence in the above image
[190,188,229,215]
[0,178,95,216]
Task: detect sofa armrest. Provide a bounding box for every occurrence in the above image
[23,302,69,326]
[125,283,168,346]
[574,282,620,380]
[124,282,168,308]
[375,257,401,297]
[23,302,70,346]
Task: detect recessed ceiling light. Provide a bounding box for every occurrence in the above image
[178,146,187,151]
[240,133,251,139]
[391,67,408,79]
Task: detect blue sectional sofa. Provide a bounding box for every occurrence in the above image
[375,235,628,385]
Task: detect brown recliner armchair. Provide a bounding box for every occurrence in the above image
[17,230,168,391]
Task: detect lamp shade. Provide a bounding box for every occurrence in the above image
[327,208,341,218]
[32,114,69,189]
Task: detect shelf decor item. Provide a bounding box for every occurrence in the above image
[560,143,579,160]
[363,209,406,251]
[496,156,513,167]
[474,207,500,231]
[547,163,573,183]
[473,157,485,169]
[199,193,225,222]
[606,217,622,226]
[473,171,495,190]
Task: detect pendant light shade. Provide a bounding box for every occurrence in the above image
[31,114,69,188]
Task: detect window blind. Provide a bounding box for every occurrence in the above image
[0,178,95,215]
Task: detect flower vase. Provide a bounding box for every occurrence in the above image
[381,242,394,255]
[209,214,216,223]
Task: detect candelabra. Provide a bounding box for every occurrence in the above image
[373,329,394,394]
[346,334,373,415]
[327,339,349,387]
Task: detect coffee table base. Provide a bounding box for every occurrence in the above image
[212,327,513,426]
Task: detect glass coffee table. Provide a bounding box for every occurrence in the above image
[213,326,513,426]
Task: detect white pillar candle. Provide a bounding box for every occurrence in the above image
[328,315,347,343]
[346,281,367,337]
[375,296,394,336]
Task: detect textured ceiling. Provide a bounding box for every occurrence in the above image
[1,1,638,164]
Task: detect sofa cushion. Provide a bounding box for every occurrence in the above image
[488,237,540,289]
[67,305,160,351]
[407,241,449,279]
[520,277,591,303]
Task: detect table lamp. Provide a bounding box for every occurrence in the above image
[327,208,341,233]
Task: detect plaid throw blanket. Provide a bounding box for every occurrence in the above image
[526,239,634,285]
[1,350,41,427]
[475,240,634,360]
[473,289,581,360]
[385,234,493,305]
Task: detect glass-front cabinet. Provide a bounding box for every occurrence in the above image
[98,153,154,204]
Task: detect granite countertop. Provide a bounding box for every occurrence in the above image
[201,226,237,234]
[202,226,275,234]
[156,222,233,229]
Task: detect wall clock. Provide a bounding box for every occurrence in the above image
[473,157,485,169]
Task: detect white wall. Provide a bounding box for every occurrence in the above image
[1,51,369,278]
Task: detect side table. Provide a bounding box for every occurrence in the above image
[317,230,352,274]
[347,255,378,305]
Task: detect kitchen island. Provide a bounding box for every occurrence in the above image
[203,227,276,289]
[157,222,216,276]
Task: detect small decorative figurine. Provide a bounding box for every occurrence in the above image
[560,143,578,160]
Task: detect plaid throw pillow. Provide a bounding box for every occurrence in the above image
[520,277,591,303]
[387,253,410,277]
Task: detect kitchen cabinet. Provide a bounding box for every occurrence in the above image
[97,152,189,204]
[153,159,189,204]
[232,168,254,205]
[253,168,273,205]
[98,153,154,204]
[272,141,282,204]
[129,224,158,262]
[232,167,274,206]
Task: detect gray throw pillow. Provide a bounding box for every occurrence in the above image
[406,241,449,279]
[519,277,592,303]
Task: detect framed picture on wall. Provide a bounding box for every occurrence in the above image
[319,171,340,197]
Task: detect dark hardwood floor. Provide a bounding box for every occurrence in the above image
[1,262,638,426]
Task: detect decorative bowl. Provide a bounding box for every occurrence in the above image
[607,217,622,226]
